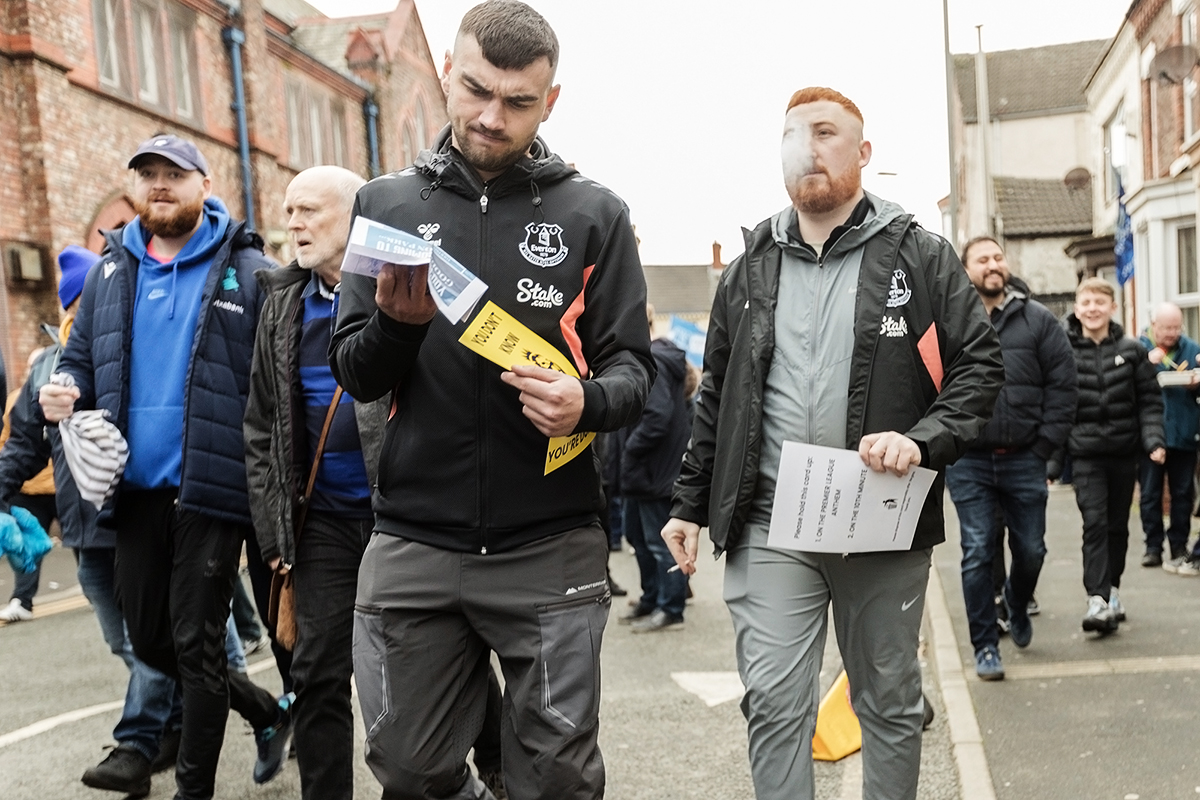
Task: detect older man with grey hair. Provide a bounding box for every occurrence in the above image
[243,165,387,800]
[1138,301,1200,575]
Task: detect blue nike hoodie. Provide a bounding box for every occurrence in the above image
[121,197,230,489]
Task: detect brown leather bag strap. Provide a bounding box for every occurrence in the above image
[294,384,345,540]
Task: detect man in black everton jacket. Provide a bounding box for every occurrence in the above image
[329,3,652,799]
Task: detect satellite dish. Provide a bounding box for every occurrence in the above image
[1063,167,1092,190]
[1150,45,1198,84]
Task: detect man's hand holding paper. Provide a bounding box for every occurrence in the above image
[858,430,922,476]
[376,263,438,325]
[500,365,585,438]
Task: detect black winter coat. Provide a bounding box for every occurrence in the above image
[1063,316,1164,460]
[621,337,690,499]
[56,222,272,525]
[330,127,654,554]
[967,286,1077,458]
[671,208,1004,554]
[0,329,106,549]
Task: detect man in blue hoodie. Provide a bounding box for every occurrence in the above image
[40,135,289,800]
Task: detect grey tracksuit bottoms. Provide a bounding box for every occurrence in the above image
[724,523,931,800]
[353,524,610,800]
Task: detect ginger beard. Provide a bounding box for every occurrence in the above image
[781,126,863,215]
[132,193,205,239]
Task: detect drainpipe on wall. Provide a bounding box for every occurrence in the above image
[222,26,257,233]
[364,98,381,179]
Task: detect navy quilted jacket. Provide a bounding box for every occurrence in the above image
[55,220,272,525]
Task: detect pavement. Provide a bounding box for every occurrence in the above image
[0,483,1195,798]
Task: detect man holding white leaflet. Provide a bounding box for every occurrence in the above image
[662,87,1003,799]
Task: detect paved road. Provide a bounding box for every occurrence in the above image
[0,532,961,799]
[937,483,1200,800]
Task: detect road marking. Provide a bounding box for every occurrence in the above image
[0,656,278,749]
[0,587,87,627]
[1003,654,1200,681]
[670,671,744,707]
[0,701,124,748]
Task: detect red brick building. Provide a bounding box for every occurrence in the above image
[0,0,446,377]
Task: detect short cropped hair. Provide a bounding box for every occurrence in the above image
[961,235,1001,264]
[1076,276,1116,300]
[785,87,864,125]
[459,1,559,71]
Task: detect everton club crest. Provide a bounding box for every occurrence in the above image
[519,222,569,268]
[886,268,911,308]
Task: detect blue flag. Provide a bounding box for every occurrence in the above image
[1115,178,1134,286]
[667,315,706,368]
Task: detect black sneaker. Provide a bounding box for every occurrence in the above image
[1141,550,1163,568]
[82,744,151,796]
[149,728,180,773]
[253,693,294,784]
[618,603,654,624]
[630,609,684,633]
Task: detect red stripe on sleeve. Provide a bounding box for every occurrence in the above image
[560,265,594,377]
[917,322,943,393]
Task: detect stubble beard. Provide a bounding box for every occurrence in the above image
[452,118,534,177]
[134,195,205,239]
[787,162,863,215]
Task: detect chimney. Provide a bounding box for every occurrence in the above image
[711,241,723,270]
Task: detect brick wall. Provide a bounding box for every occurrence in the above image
[0,0,440,371]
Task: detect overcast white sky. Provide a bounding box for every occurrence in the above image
[306,0,1132,264]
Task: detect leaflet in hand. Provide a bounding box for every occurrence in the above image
[340,216,487,323]
[767,441,936,553]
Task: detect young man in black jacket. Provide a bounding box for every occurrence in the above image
[1060,277,1164,633]
[329,3,652,798]
[945,237,1077,680]
[662,87,1003,800]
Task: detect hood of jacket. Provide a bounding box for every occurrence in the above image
[651,337,687,383]
[769,192,907,261]
[414,124,579,203]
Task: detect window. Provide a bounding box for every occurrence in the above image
[402,124,416,166]
[91,0,200,122]
[1103,104,1126,200]
[93,0,126,90]
[1179,224,1198,294]
[284,77,350,169]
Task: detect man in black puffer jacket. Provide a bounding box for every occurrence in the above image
[618,306,692,633]
[1058,277,1164,635]
[945,237,1076,681]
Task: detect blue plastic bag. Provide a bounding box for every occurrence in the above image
[2,507,52,574]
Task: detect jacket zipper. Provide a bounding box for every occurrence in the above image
[478,183,490,553]
[808,251,825,444]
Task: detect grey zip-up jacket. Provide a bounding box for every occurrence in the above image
[671,194,1004,554]
[244,264,388,566]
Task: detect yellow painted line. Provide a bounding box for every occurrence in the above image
[0,588,89,627]
[1004,654,1200,681]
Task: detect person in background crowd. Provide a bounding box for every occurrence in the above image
[39,135,290,799]
[1137,301,1200,575]
[945,236,1076,680]
[1054,277,1164,633]
[0,245,184,795]
[619,303,692,633]
[662,86,1003,800]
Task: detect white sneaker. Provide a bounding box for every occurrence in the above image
[1177,559,1200,578]
[1109,588,1126,621]
[1163,555,1189,574]
[0,598,33,622]
[1082,595,1117,633]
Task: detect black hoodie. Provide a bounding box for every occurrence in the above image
[621,337,690,499]
[330,127,654,554]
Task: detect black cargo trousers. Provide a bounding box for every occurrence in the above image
[354,524,610,800]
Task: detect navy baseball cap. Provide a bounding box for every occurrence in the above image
[127,134,209,176]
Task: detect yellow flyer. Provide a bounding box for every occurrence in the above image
[459,301,596,474]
